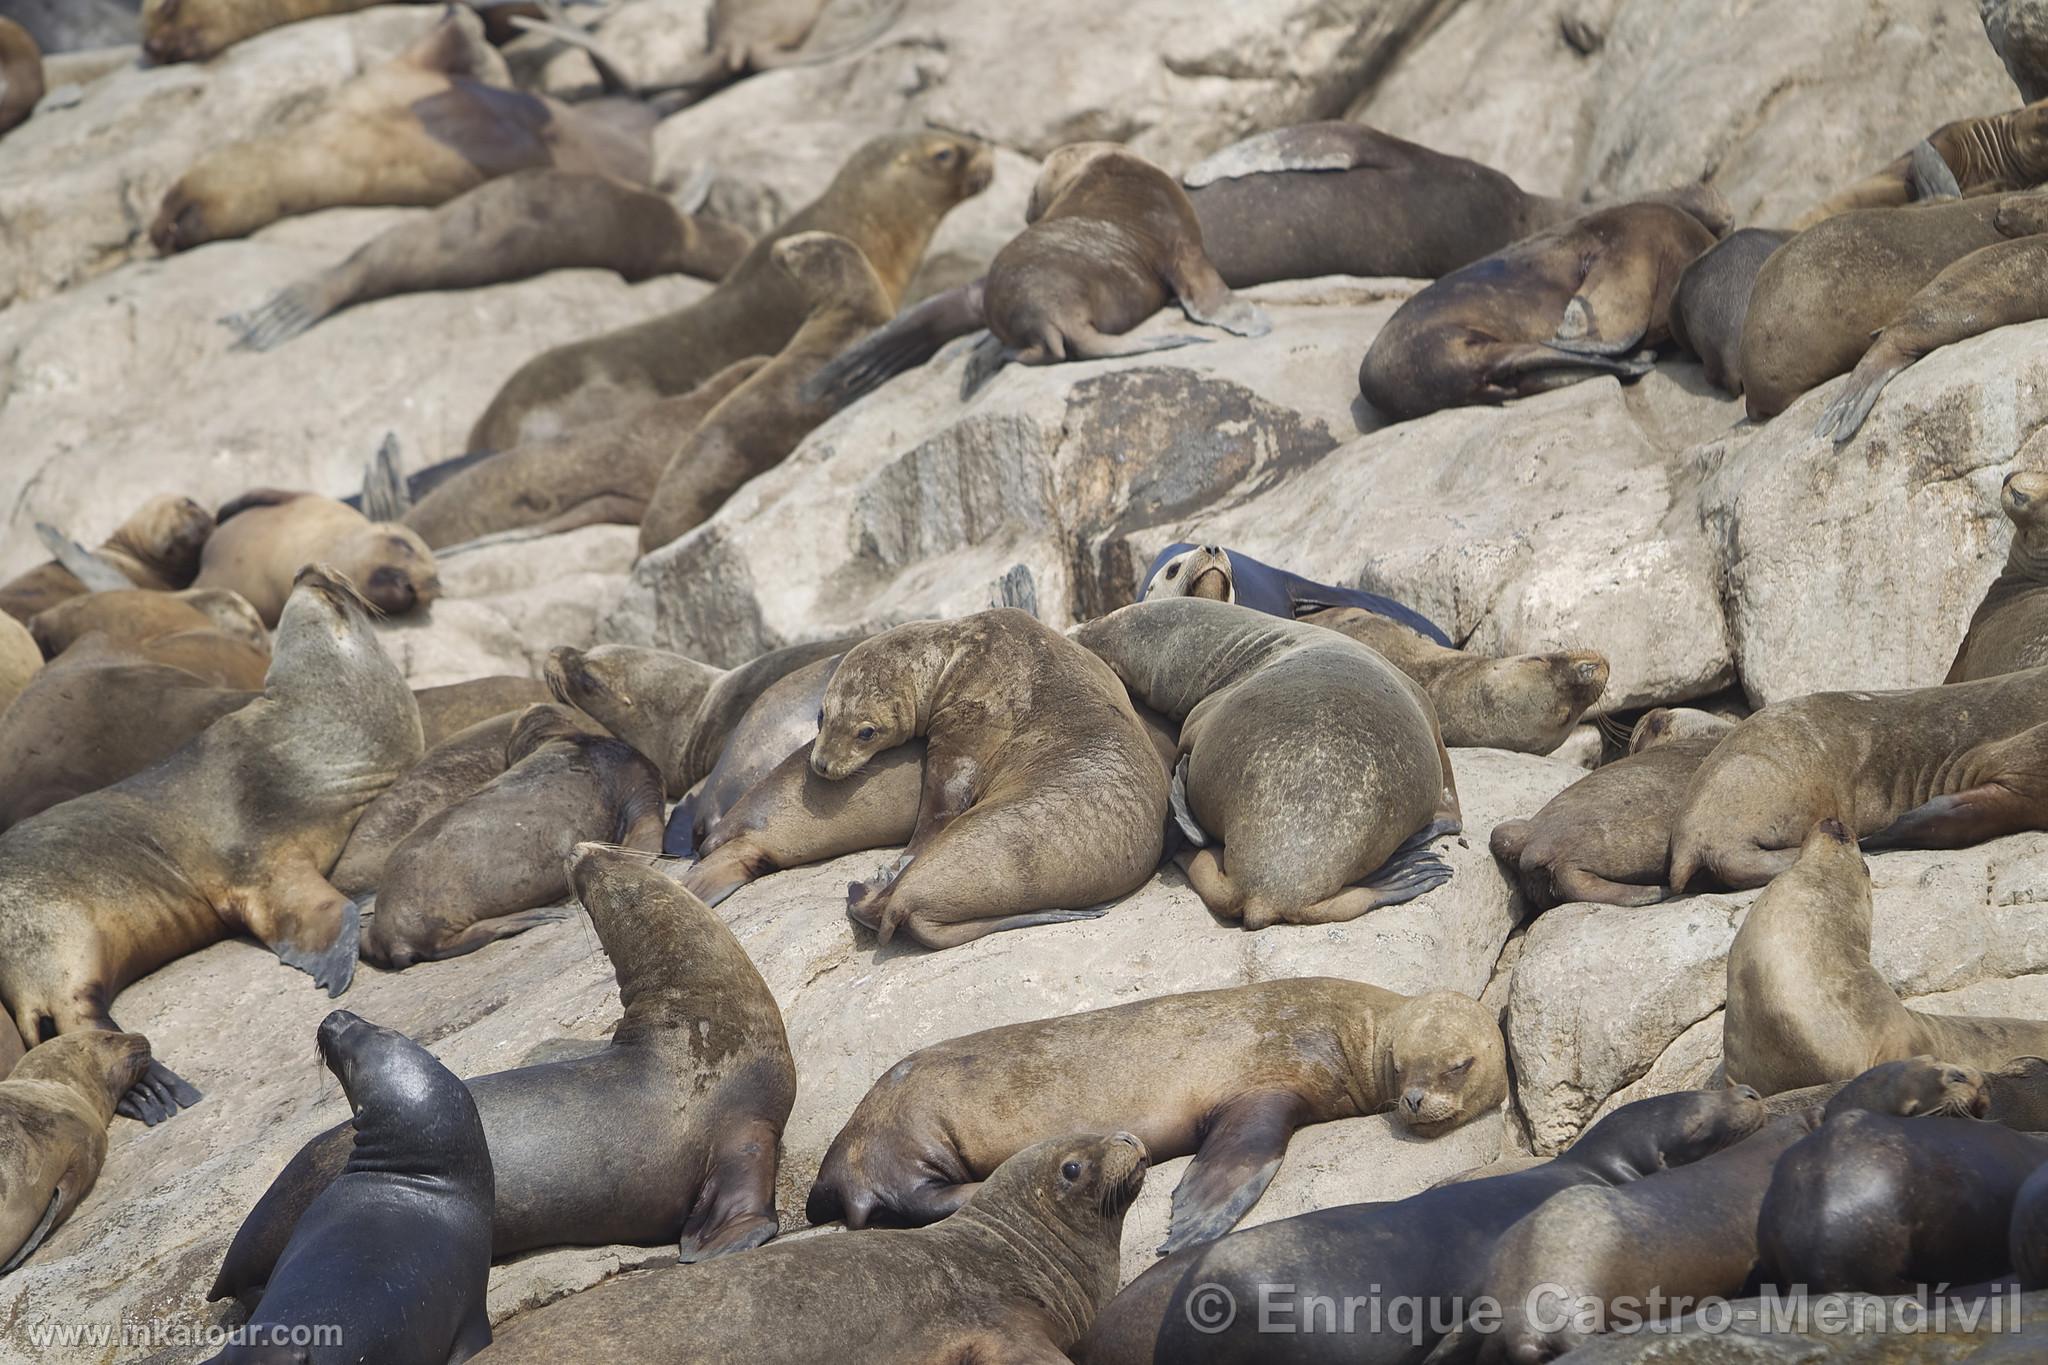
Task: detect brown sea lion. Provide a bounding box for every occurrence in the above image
[1792,101,2048,228]
[1723,819,2048,1093]
[467,130,993,451]
[1073,598,1460,930]
[225,169,755,352]
[0,614,38,718]
[1954,474,2048,685]
[142,0,410,63]
[212,845,796,1299]
[0,567,421,1123]
[806,608,1167,949]
[0,495,214,623]
[194,490,440,626]
[150,12,653,253]
[474,1132,1149,1365]
[1668,227,1792,396]
[1359,200,1726,421]
[2018,1160,2048,1289]
[412,674,550,748]
[401,357,767,549]
[1300,605,1609,754]
[0,17,43,139]
[1627,705,1739,748]
[808,979,1505,1251]
[637,231,893,554]
[0,1032,151,1274]
[360,704,663,968]
[26,587,266,660]
[1667,668,2048,890]
[120,627,271,690]
[669,653,841,857]
[1760,1056,1994,1122]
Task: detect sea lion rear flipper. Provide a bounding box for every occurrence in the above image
[115,1058,203,1126]
[1813,347,1910,445]
[222,274,339,352]
[1159,1090,1303,1254]
[676,1124,782,1263]
[1166,240,1271,338]
[1,1189,64,1273]
[802,279,988,407]
[664,791,701,857]
[1170,754,1210,846]
[32,524,132,593]
[361,433,411,523]
[959,330,1015,398]
[1545,259,1658,358]
[1907,139,1963,202]
[250,872,361,997]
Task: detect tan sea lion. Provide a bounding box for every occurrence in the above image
[0,566,421,1123]
[0,17,43,139]
[637,231,893,553]
[150,12,653,253]
[212,845,796,1298]
[1073,598,1460,930]
[225,169,755,352]
[473,1132,1149,1365]
[1792,101,2048,228]
[413,674,550,748]
[194,490,439,626]
[0,495,214,623]
[1300,605,1609,754]
[1359,200,1726,421]
[467,130,993,451]
[1950,470,2048,683]
[808,979,1506,1251]
[0,1032,151,1274]
[26,587,266,659]
[1627,705,1739,748]
[1667,668,2048,890]
[0,614,38,718]
[142,0,408,63]
[1724,819,2048,1094]
[360,704,663,968]
[1668,227,1792,396]
[807,608,1167,949]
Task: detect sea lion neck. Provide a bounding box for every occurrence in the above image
[2006,519,2048,586]
[338,1040,488,1188]
[947,1197,1106,1344]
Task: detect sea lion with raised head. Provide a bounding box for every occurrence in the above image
[1724,819,2048,1094]
[1073,598,1459,930]
[212,846,795,1301]
[0,1032,151,1274]
[225,169,754,351]
[544,642,722,795]
[0,567,421,1124]
[808,979,1505,1251]
[1139,542,1450,644]
[0,17,44,139]
[1950,473,2048,683]
[1668,226,1792,396]
[360,704,663,967]
[413,674,550,748]
[1667,668,2048,890]
[1792,102,2048,228]
[194,490,439,626]
[1359,199,1727,421]
[0,495,214,623]
[806,608,1167,948]
[473,1132,1148,1365]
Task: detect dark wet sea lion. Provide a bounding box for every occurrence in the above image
[0,495,214,623]
[194,491,439,626]
[2016,1161,2048,1288]
[0,17,43,139]
[1760,1056,1994,1123]
[667,652,838,857]
[0,1032,150,1274]
[413,674,551,748]
[1139,542,1450,645]
[1668,226,1791,396]
[1792,101,2048,228]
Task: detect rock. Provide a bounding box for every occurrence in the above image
[3,0,139,54]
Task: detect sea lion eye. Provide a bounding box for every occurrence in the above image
[1448,1058,1473,1076]
[1164,564,1180,579]
[816,708,825,727]
[1062,1161,1081,1180]
[931,147,958,168]
[856,725,878,742]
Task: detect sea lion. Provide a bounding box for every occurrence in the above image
[1723,819,2048,1094]
[668,652,839,856]
[119,628,271,690]
[0,17,43,139]
[1668,227,1792,396]
[1358,200,1726,421]
[1075,1086,1768,1365]
[807,979,1506,1252]
[1991,1057,2048,1130]
[1073,599,1459,930]
[1760,1056,1994,1123]
[1667,668,2048,890]
[2016,1161,2048,1289]
[142,0,411,63]
[0,566,422,1123]
[1628,705,1738,748]
[1792,102,2048,228]
[150,12,653,253]
[193,490,440,626]
[1300,605,1609,753]
[637,231,894,553]
[413,674,551,748]
[544,642,722,795]
[807,608,1167,948]
[360,704,663,968]
[1757,1108,2048,1294]
[1952,471,2048,683]
[1740,195,2019,420]
[400,357,768,549]
[211,846,795,1300]
[0,495,214,623]
[1138,542,1450,645]
[473,1132,1148,1365]
[224,169,755,351]
[26,586,266,659]
[0,614,38,718]
[211,1011,494,1365]
[1986,0,2048,104]
[0,1032,151,1274]
[467,130,993,451]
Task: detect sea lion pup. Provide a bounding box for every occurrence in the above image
[193,490,439,626]
[474,1131,1147,1365]
[0,1032,151,1274]
[210,1011,494,1365]
[0,495,214,622]
[1761,1056,1994,1122]
[668,651,844,856]
[0,615,37,718]
[401,359,767,548]
[1072,599,1460,930]
[1953,473,2048,683]
[1757,1108,2048,1295]
[1666,667,2048,891]
[1488,714,1729,909]
[1300,606,1609,754]
[360,704,663,968]
[150,12,653,253]
[0,567,421,1123]
[807,979,1507,1250]
[225,169,756,352]
[1075,1086,1768,1365]
[1358,199,1726,422]
[637,231,894,553]
[1668,226,1792,396]
[212,847,795,1303]
[413,674,550,748]
[26,586,266,659]
[807,609,1167,948]
[1791,101,2048,228]
[1138,542,1451,645]
[0,17,43,139]
[467,130,993,451]
[1723,819,2048,1094]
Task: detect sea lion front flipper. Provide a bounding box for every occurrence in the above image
[1,1189,63,1273]
[245,867,361,997]
[1181,124,1388,188]
[420,906,582,961]
[803,279,988,407]
[33,524,131,593]
[1813,347,1911,445]
[1166,239,1271,338]
[1907,139,1963,202]
[1063,326,1211,363]
[676,1121,782,1263]
[1170,754,1211,847]
[115,1058,203,1125]
[1160,1090,1304,1254]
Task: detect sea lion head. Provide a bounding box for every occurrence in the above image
[1142,545,1234,604]
[772,230,884,309]
[14,1031,154,1118]
[271,564,385,689]
[545,644,720,789]
[2003,469,2048,557]
[113,495,215,583]
[1026,141,1126,222]
[329,523,440,617]
[315,1010,485,1174]
[860,129,995,211]
[1629,706,1736,752]
[149,178,215,254]
[1381,991,1510,1135]
[1566,1085,1769,1181]
[982,1132,1149,1229]
[140,0,214,65]
[812,641,920,780]
[1821,1056,1991,1123]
